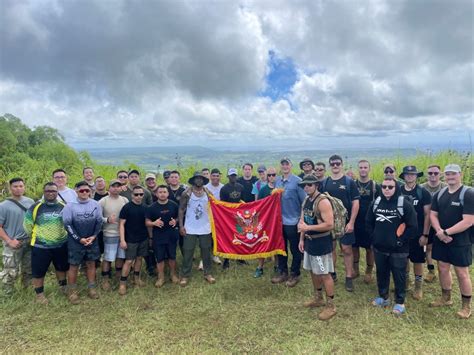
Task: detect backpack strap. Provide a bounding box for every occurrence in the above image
[459,185,470,206]
[30,202,43,246]
[312,193,328,223]
[416,185,423,202]
[437,186,449,203]
[372,196,381,213]
[6,198,27,212]
[397,196,405,217]
[344,175,352,200]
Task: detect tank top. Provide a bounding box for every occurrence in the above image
[184,192,211,235]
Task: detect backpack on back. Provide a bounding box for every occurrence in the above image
[305,192,348,240]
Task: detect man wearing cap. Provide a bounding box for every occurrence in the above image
[421,164,448,283]
[220,168,245,269]
[162,170,171,185]
[251,165,267,200]
[299,158,315,179]
[298,175,337,320]
[237,163,258,203]
[145,173,158,202]
[430,164,474,319]
[205,169,224,200]
[98,179,129,291]
[383,164,403,187]
[272,157,307,287]
[399,165,432,300]
[321,154,360,292]
[178,172,216,286]
[120,170,153,206]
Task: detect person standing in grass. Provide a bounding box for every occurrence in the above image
[430,164,473,319]
[145,173,158,202]
[98,179,129,291]
[52,169,77,204]
[421,164,447,283]
[120,170,153,206]
[298,158,316,179]
[314,162,327,183]
[118,186,149,295]
[24,182,68,304]
[237,163,258,204]
[178,172,216,286]
[366,177,417,316]
[0,178,35,295]
[298,175,337,321]
[146,185,180,287]
[82,167,95,195]
[251,165,267,200]
[399,166,432,300]
[93,176,109,201]
[62,181,103,304]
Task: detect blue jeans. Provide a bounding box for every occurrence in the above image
[277,225,302,277]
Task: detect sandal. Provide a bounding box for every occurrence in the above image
[372,297,390,307]
[392,303,406,316]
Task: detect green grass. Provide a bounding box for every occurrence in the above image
[1,249,473,353]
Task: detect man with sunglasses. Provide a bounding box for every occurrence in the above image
[298,158,315,179]
[366,177,417,316]
[321,155,360,292]
[251,165,268,200]
[116,170,129,192]
[24,182,68,304]
[120,170,153,206]
[421,165,447,283]
[430,164,474,319]
[118,186,149,295]
[62,181,103,304]
[383,164,403,187]
[399,166,432,301]
[314,162,327,183]
[52,169,77,204]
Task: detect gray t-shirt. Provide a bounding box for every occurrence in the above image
[0,196,35,240]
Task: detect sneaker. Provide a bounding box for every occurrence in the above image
[254,267,264,278]
[35,293,49,305]
[271,273,288,284]
[285,275,300,288]
[345,277,354,292]
[88,288,99,299]
[212,256,222,264]
[180,278,188,287]
[372,297,390,307]
[204,275,216,284]
[198,260,204,271]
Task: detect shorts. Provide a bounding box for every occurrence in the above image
[125,239,149,260]
[68,239,100,266]
[432,242,472,267]
[339,232,355,246]
[303,252,334,275]
[31,244,69,278]
[353,225,372,249]
[153,237,178,263]
[103,236,126,262]
[409,237,426,263]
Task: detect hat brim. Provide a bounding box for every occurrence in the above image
[299,161,315,170]
[298,180,320,186]
[399,172,423,180]
[188,175,209,185]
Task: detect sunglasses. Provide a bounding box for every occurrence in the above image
[53,176,66,179]
[304,183,315,187]
[381,185,395,190]
[118,175,128,179]
[384,169,394,174]
[427,172,439,176]
[44,190,58,193]
[315,168,325,172]
[267,173,276,177]
[78,189,91,193]
[330,162,341,167]
[133,193,144,196]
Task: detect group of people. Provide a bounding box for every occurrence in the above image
[0,156,472,321]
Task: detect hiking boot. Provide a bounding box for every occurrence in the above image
[424,270,437,283]
[456,297,471,319]
[155,273,165,288]
[36,293,49,305]
[345,277,354,292]
[118,282,127,296]
[170,271,180,284]
[88,287,99,299]
[285,275,300,288]
[101,278,111,292]
[68,288,80,305]
[271,273,288,284]
[412,280,423,301]
[303,290,325,308]
[254,267,263,278]
[430,289,453,307]
[179,278,188,287]
[204,275,216,284]
[318,298,337,321]
[133,276,146,287]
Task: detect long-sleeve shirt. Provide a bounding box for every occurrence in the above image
[275,174,306,225]
[62,199,103,242]
[24,201,67,248]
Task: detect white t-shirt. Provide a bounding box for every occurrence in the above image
[184,192,211,235]
[57,187,77,204]
[205,183,224,201]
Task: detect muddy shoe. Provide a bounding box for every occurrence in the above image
[430,289,453,307]
[68,288,80,305]
[101,279,111,292]
[155,274,165,288]
[118,283,127,296]
[179,278,188,287]
[285,275,300,288]
[345,277,354,292]
[36,293,49,305]
[363,272,373,284]
[271,273,288,284]
[133,276,146,288]
[204,275,216,284]
[170,272,180,284]
[303,291,325,308]
[88,288,99,299]
[424,271,437,283]
[318,299,337,321]
[456,297,472,319]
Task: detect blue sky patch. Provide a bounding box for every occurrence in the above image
[261,50,298,104]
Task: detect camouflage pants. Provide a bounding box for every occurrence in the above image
[0,239,32,290]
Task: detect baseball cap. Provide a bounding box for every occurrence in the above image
[227,168,238,176]
[444,164,461,173]
[163,170,171,179]
[128,169,140,176]
[109,179,122,186]
[145,173,156,180]
[257,165,266,173]
[280,157,292,164]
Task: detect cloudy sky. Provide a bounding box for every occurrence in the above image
[0,0,472,150]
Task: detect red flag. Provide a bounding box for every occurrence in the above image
[210,190,286,259]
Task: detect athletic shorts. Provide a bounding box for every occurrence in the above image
[303,251,334,275]
[427,227,436,245]
[339,231,355,246]
[125,239,149,260]
[432,242,472,267]
[408,237,426,263]
[68,239,100,266]
[353,225,372,249]
[153,237,178,263]
[31,244,69,278]
[103,236,126,262]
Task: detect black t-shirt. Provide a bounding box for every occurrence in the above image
[119,202,148,243]
[303,197,332,256]
[93,191,108,201]
[220,183,245,203]
[355,180,380,226]
[168,186,186,205]
[146,200,179,244]
[400,185,431,234]
[322,176,360,219]
[237,176,258,202]
[432,186,474,247]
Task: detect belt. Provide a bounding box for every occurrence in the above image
[304,232,330,240]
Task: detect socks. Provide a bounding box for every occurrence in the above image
[120,276,128,282]
[101,271,109,277]
[461,295,472,300]
[34,286,44,294]
[427,264,435,271]
[415,275,423,282]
